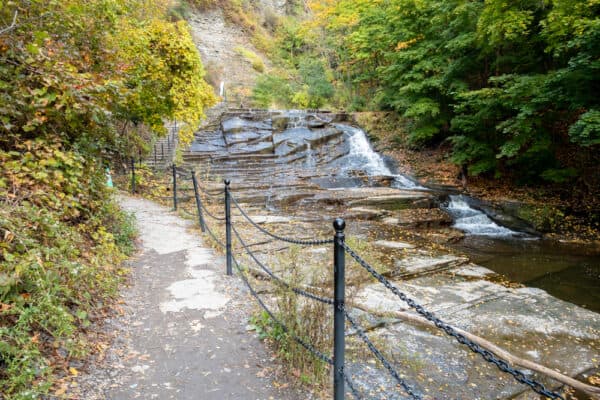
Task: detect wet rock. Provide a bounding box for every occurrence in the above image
[373,240,415,249]
[479,201,540,236]
[394,254,468,278]
[223,129,271,146]
[346,207,388,220]
[272,191,316,206]
[452,264,495,278]
[422,228,466,244]
[347,193,433,210]
[382,216,400,225]
[367,175,395,187]
[228,141,274,155]
[221,117,271,134]
[247,215,293,224]
[393,208,453,229]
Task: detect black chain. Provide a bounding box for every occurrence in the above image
[344,306,421,399]
[202,220,226,249]
[340,367,363,400]
[198,185,225,198]
[232,224,334,305]
[199,200,226,221]
[230,194,334,246]
[342,243,565,400]
[232,254,334,365]
[179,206,197,218]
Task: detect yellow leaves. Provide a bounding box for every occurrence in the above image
[396,36,423,51]
[111,17,216,142]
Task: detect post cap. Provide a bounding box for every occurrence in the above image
[224,179,231,185]
[333,218,346,232]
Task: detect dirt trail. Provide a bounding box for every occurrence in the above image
[74,195,303,399]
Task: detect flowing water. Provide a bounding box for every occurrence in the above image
[444,195,517,237]
[188,109,600,312]
[336,124,424,189]
[340,120,600,312]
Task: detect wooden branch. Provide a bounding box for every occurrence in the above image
[350,303,600,398]
[0,11,18,35]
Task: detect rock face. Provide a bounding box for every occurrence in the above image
[187,9,271,105]
[182,109,600,399]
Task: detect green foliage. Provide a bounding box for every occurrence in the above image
[0,142,135,397]
[297,58,334,108]
[0,0,215,156]
[306,0,600,182]
[0,0,216,395]
[252,74,292,108]
[569,110,600,146]
[250,57,334,109]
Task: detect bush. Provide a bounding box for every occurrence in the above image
[0,142,136,397]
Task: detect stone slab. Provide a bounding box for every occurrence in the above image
[374,240,415,250]
[395,254,468,277]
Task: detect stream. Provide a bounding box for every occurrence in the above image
[184,109,600,397]
[188,109,600,313]
[337,120,600,313]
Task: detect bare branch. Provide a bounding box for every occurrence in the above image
[0,10,18,36]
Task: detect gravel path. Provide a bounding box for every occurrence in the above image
[74,195,304,399]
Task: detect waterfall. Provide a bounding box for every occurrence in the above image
[287,110,308,128]
[305,142,316,168]
[445,195,516,236]
[340,125,424,189]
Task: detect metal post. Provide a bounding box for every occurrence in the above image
[161,142,165,160]
[154,145,157,165]
[224,179,232,276]
[167,133,171,149]
[333,218,346,400]
[172,164,177,211]
[130,157,136,194]
[191,170,206,232]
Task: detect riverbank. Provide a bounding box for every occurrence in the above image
[168,108,600,398]
[354,112,600,243]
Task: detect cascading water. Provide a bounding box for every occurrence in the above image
[287,110,308,128]
[339,125,424,189]
[304,142,315,168]
[445,195,516,236]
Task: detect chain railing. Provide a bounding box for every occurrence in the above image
[126,162,575,400]
[341,243,565,399]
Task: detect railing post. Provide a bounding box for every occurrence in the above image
[153,145,157,165]
[333,218,346,400]
[224,179,232,276]
[172,163,177,211]
[161,142,165,160]
[191,170,206,232]
[138,149,142,168]
[130,157,136,194]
